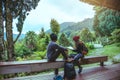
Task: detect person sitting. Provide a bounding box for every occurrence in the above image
[46,33,68,77]
[46,33,68,62]
[69,36,88,73]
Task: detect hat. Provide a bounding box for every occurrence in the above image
[73,36,80,41]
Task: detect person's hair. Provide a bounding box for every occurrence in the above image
[50,33,57,41]
[73,36,80,42]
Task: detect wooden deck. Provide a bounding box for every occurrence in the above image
[6,63,120,80]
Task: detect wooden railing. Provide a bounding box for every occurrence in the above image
[0,56,108,79]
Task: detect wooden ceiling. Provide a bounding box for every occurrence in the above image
[80,0,120,11]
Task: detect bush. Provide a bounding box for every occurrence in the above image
[15,42,33,58]
[109,29,120,44]
[33,51,46,60]
[86,44,95,49]
[112,54,120,63]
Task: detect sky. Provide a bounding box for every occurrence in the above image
[13,0,95,34]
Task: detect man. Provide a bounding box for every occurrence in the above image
[46,33,68,62]
[46,33,68,77]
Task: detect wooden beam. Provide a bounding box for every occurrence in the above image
[0,56,108,75]
[80,0,120,11]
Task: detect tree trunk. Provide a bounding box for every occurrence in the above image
[0,1,5,61]
[5,0,15,61]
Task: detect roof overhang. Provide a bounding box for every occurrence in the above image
[80,0,120,11]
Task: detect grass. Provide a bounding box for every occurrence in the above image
[88,43,120,58]
[101,43,120,59]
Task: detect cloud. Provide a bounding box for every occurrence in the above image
[20,0,95,34]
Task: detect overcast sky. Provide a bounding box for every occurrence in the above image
[13,0,95,34]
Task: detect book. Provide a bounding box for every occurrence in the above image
[67,46,74,50]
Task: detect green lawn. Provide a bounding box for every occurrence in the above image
[89,43,120,59]
[102,43,120,58]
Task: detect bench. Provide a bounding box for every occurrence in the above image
[0,56,108,79]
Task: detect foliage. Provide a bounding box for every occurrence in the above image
[109,29,120,43]
[97,36,109,46]
[101,43,120,59]
[44,34,50,45]
[33,51,46,59]
[15,42,33,58]
[112,54,120,64]
[39,27,46,38]
[36,38,47,51]
[50,18,60,35]
[87,44,95,50]
[25,31,37,51]
[79,28,95,42]
[93,6,120,36]
[0,0,40,61]
[58,33,71,47]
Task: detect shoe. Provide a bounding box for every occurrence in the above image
[53,75,63,80]
[78,67,82,74]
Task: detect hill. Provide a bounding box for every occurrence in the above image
[61,18,93,32]
[46,18,93,33]
[4,33,25,40]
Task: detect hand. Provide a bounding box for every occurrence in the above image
[82,51,87,55]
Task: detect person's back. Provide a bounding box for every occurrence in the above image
[46,33,68,79]
[47,41,58,61]
[46,33,68,62]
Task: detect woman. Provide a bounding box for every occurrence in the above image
[69,36,88,73]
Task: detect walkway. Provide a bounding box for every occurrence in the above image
[6,63,120,80]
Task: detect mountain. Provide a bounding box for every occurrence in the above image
[61,18,93,32]
[4,33,25,40]
[46,18,93,33]
[60,22,75,31]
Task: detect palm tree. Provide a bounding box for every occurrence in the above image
[25,31,37,51]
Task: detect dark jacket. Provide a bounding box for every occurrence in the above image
[46,41,67,60]
[73,42,88,54]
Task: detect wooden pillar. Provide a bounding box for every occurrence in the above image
[54,68,59,75]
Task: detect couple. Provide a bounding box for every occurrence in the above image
[46,33,88,77]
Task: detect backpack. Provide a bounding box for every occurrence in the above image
[80,42,88,55]
[54,75,63,80]
[64,61,76,80]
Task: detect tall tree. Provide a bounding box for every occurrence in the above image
[50,19,60,35]
[5,0,15,60]
[0,1,4,61]
[0,0,40,61]
[93,6,120,37]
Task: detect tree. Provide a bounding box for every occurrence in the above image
[44,34,50,45]
[50,19,60,35]
[80,28,94,42]
[0,0,40,61]
[58,33,71,47]
[110,29,120,43]
[39,27,45,38]
[93,6,120,37]
[0,1,4,61]
[5,0,15,60]
[25,31,37,51]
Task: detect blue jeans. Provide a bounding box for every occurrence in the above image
[69,53,83,61]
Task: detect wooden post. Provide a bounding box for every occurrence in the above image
[100,62,104,66]
[54,68,58,75]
